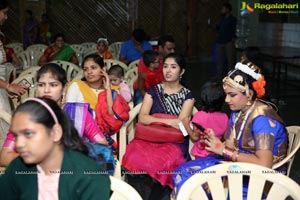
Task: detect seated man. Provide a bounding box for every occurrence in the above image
[119,28,152,65]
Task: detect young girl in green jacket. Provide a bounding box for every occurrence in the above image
[0,97,110,200]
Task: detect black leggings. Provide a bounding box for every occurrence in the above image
[126,174,171,200]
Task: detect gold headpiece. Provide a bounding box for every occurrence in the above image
[223,70,249,93]
[223,62,265,97]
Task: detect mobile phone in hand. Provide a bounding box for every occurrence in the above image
[191,122,205,132]
[18,79,31,89]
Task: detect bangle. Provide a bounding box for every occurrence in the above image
[222,147,234,160]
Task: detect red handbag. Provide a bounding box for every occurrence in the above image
[134,113,185,143]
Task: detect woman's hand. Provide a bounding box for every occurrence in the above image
[181,116,190,127]
[204,129,224,155]
[100,69,111,90]
[169,118,181,129]
[7,83,27,96]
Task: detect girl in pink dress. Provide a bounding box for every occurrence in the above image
[182,81,229,159]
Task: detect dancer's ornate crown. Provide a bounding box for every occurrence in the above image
[223,62,266,97]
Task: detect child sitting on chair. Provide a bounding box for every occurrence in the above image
[133,50,163,105]
[108,64,132,103]
[182,81,229,159]
[95,37,114,59]
[95,66,131,153]
[171,81,229,199]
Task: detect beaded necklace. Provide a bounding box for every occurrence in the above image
[232,100,256,151]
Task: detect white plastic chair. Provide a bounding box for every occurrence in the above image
[17,66,41,78]
[72,69,83,80]
[50,60,81,81]
[26,44,47,53]
[176,162,300,200]
[124,67,137,96]
[119,103,142,165]
[25,44,47,67]
[109,176,142,200]
[108,42,123,60]
[6,42,24,55]
[104,59,128,73]
[81,42,97,56]
[17,50,42,69]
[83,48,96,57]
[81,42,97,50]
[127,59,139,71]
[70,44,85,66]
[272,125,300,176]
[124,60,139,97]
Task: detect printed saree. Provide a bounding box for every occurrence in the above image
[45,45,75,62]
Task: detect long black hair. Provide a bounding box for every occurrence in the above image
[163,53,188,86]
[36,63,68,87]
[13,98,88,155]
[81,54,105,81]
[81,53,105,69]
[200,81,225,112]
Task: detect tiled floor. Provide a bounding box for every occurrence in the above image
[185,59,300,185]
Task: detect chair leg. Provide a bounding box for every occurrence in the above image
[113,158,122,180]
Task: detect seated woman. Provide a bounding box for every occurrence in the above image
[65,54,106,113]
[0,97,110,199]
[66,54,130,152]
[38,32,78,66]
[122,53,195,199]
[172,61,288,198]
[0,63,108,168]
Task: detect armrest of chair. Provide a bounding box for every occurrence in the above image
[272,126,300,176]
[272,142,300,171]
[118,103,142,164]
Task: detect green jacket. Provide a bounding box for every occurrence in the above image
[0,148,110,200]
